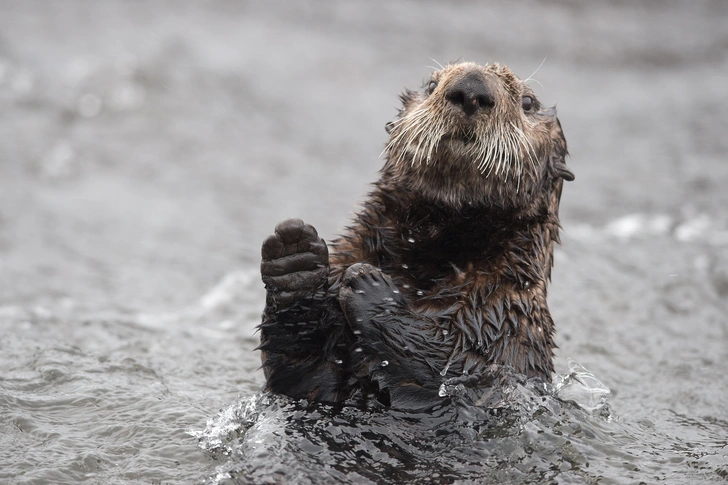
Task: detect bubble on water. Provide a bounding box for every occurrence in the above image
[380,360,389,367]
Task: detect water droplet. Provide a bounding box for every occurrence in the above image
[372,282,380,286]
[335,360,343,364]
[402,284,411,289]
[403,346,409,351]
[354,289,365,294]
[392,289,400,294]
[401,264,409,269]
[440,364,450,376]
[381,360,389,367]
[407,237,415,243]
[383,297,393,302]
[353,330,362,335]
[416,290,424,296]
[355,318,363,322]
[354,347,363,353]
[442,329,448,336]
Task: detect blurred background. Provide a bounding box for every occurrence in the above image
[3,1,727,314]
[1,1,727,483]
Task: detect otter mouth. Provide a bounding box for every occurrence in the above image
[442,129,478,146]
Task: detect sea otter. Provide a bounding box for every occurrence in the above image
[258,62,574,409]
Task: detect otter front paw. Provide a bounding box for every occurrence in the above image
[338,263,404,328]
[261,218,329,308]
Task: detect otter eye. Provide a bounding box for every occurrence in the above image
[522,96,534,112]
[428,80,437,93]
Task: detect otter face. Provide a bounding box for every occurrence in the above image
[384,62,573,211]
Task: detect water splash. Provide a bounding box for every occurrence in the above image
[553,359,612,415]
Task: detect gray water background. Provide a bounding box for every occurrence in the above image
[1,1,727,483]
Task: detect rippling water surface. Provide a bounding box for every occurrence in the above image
[192,362,726,485]
[2,1,728,484]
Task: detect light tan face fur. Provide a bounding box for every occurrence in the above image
[383,62,568,211]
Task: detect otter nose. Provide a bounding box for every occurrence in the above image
[446,73,495,116]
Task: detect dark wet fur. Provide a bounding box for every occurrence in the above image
[259,62,573,410]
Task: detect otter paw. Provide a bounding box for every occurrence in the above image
[338,263,404,327]
[261,218,329,307]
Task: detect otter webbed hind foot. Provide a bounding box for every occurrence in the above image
[261,218,329,309]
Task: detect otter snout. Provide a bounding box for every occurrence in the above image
[446,72,495,116]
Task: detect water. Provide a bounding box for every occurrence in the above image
[193,362,725,484]
[2,1,728,484]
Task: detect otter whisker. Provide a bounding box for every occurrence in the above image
[429,57,445,70]
[524,57,547,85]
[512,123,538,176]
[385,108,434,163]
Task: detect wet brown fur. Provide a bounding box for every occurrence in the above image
[259,62,573,408]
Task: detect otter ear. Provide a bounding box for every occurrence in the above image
[398,88,418,106]
[547,111,574,182]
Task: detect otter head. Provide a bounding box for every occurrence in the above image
[383,62,574,215]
